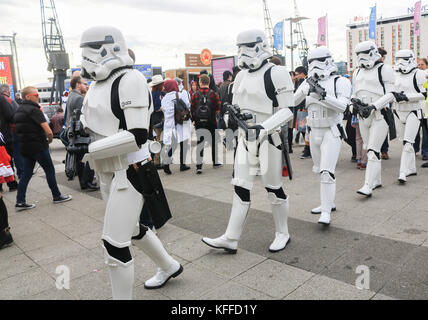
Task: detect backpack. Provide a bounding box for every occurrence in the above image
[195,90,213,124]
[174,92,190,125]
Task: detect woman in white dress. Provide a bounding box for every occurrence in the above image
[161,79,191,174]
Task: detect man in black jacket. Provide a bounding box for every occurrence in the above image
[65,75,98,191]
[14,86,72,211]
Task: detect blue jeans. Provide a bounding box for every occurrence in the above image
[12,134,24,180]
[381,137,389,153]
[17,148,62,204]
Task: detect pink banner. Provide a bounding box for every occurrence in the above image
[318,16,327,46]
[415,1,422,36]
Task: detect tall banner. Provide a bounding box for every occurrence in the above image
[273,22,284,51]
[369,6,377,40]
[318,16,327,46]
[0,55,16,100]
[415,0,422,36]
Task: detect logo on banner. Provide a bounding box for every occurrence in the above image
[200,49,212,66]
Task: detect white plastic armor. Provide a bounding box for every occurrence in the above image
[236,29,273,70]
[80,26,134,81]
[355,41,382,70]
[307,46,338,80]
[202,30,294,253]
[294,47,351,225]
[80,26,180,300]
[353,51,395,197]
[233,63,294,124]
[394,50,418,74]
[393,51,427,184]
[295,76,351,128]
[394,67,427,113]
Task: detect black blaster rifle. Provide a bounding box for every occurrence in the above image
[65,109,91,181]
[307,77,327,100]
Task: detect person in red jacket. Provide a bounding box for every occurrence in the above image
[191,74,222,174]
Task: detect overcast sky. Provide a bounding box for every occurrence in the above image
[0,0,419,86]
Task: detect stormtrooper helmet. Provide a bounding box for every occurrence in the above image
[80,26,134,81]
[355,41,381,69]
[236,29,273,70]
[394,50,417,74]
[307,46,338,80]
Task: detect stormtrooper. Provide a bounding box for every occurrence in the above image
[294,47,352,226]
[393,49,427,184]
[352,41,396,197]
[202,29,295,253]
[79,26,182,300]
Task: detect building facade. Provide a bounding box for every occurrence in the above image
[347,12,428,72]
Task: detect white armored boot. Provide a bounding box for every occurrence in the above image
[357,153,381,197]
[399,143,416,184]
[318,172,336,226]
[268,194,291,253]
[103,245,134,300]
[139,229,183,290]
[202,194,250,254]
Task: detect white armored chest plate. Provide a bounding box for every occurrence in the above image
[82,71,127,138]
[232,64,275,123]
[354,65,385,103]
[306,77,342,127]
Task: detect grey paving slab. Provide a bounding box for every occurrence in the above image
[24,288,78,300]
[155,223,195,245]
[0,253,38,281]
[158,263,228,300]
[134,285,171,300]
[164,233,211,262]
[0,268,55,300]
[321,253,400,293]
[40,251,106,281]
[25,239,89,266]
[73,230,103,250]
[13,228,71,252]
[371,293,397,300]
[68,268,112,300]
[379,275,428,300]
[0,243,23,260]
[285,275,376,300]
[193,248,266,280]
[233,260,313,299]
[199,281,274,300]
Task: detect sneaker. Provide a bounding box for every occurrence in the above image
[381,152,389,160]
[360,163,367,170]
[423,155,428,161]
[422,162,428,168]
[163,165,172,175]
[300,147,311,159]
[53,195,72,204]
[180,165,191,172]
[196,168,202,175]
[351,155,357,163]
[15,203,36,211]
[0,228,13,250]
[213,164,223,169]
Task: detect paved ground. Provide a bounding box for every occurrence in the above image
[1,134,428,300]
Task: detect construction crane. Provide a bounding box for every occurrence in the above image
[262,0,278,55]
[292,0,309,68]
[40,0,69,105]
[285,0,309,70]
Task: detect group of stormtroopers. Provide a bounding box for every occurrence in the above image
[76,25,426,300]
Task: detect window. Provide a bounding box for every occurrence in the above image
[410,23,415,51]
[392,25,396,62]
[398,25,402,50]
[348,31,353,70]
[380,27,385,48]
[364,29,368,41]
[359,30,362,43]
